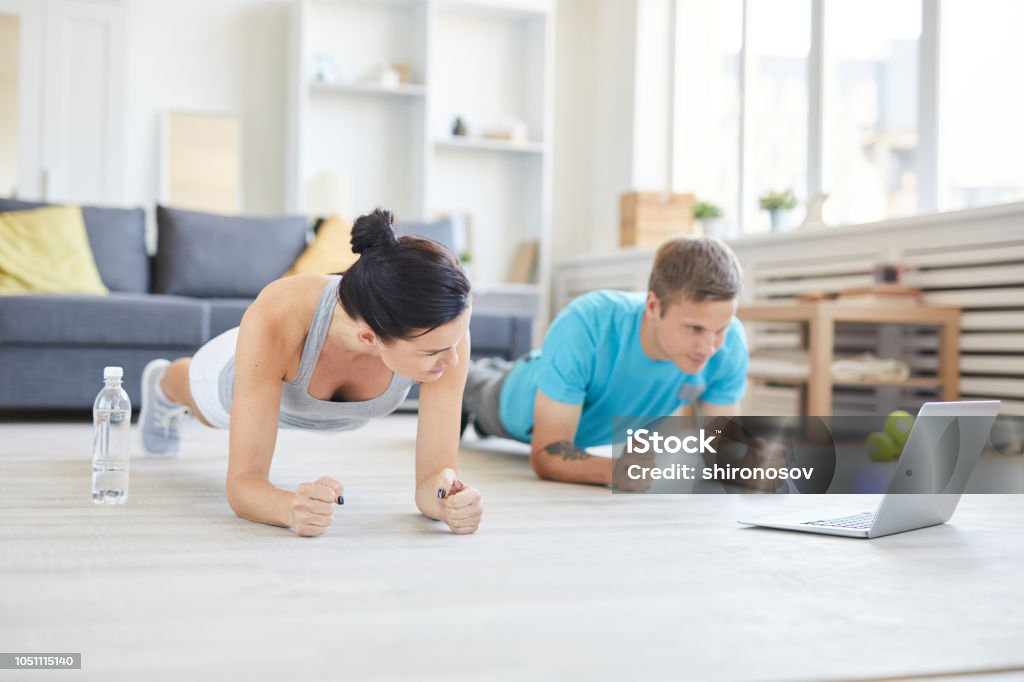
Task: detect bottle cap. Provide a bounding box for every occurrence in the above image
[103,366,123,380]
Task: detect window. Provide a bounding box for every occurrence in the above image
[674,0,742,235]
[674,0,1023,235]
[822,0,921,225]
[746,0,810,232]
[940,0,1024,210]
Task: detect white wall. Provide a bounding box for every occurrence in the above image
[551,0,595,260]
[551,0,679,261]
[631,0,672,192]
[6,0,651,261]
[551,0,642,262]
[587,0,639,255]
[10,0,654,260]
[124,0,624,272]
[123,0,289,235]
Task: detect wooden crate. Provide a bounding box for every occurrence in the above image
[620,192,696,247]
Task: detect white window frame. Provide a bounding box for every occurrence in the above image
[680,0,942,232]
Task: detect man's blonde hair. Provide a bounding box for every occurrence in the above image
[648,236,743,307]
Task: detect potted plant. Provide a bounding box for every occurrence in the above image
[458,248,474,281]
[759,189,798,232]
[693,200,724,238]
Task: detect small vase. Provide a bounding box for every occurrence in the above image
[700,218,722,239]
[769,209,791,232]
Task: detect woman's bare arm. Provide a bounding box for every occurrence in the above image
[413,329,483,534]
[225,276,346,536]
[224,281,305,528]
[414,331,472,519]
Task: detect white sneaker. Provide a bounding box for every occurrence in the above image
[139,359,191,456]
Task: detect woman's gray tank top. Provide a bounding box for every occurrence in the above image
[218,275,415,430]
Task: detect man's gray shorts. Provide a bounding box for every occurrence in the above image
[463,357,522,441]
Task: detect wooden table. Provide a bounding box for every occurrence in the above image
[738,301,961,416]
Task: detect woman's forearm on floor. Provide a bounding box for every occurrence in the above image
[226,475,295,528]
[415,478,446,521]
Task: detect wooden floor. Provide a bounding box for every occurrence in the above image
[2,414,1024,682]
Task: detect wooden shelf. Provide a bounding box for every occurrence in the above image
[739,300,961,325]
[834,377,942,388]
[434,137,544,154]
[749,374,943,389]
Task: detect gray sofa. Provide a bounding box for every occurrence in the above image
[0,200,532,411]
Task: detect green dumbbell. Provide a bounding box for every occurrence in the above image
[866,431,901,462]
[885,410,915,449]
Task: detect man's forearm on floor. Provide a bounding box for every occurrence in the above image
[531,440,612,485]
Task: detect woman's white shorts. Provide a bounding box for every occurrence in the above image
[187,327,239,430]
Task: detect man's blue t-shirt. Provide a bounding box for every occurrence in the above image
[498,290,749,448]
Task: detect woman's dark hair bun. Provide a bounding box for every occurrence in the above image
[350,208,399,255]
[338,207,471,343]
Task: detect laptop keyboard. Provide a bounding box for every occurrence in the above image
[802,511,875,529]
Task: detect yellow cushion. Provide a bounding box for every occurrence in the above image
[0,205,109,295]
[285,214,359,276]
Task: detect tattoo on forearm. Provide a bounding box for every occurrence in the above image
[544,441,592,461]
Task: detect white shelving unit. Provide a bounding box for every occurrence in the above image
[310,82,428,98]
[433,137,544,154]
[287,0,554,326]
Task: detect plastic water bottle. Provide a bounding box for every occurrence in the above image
[92,366,132,504]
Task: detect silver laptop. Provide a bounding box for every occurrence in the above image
[737,401,1001,538]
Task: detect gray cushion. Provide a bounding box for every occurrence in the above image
[0,293,208,348]
[0,198,149,293]
[206,298,253,338]
[155,205,308,298]
[0,346,196,409]
[468,312,533,360]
